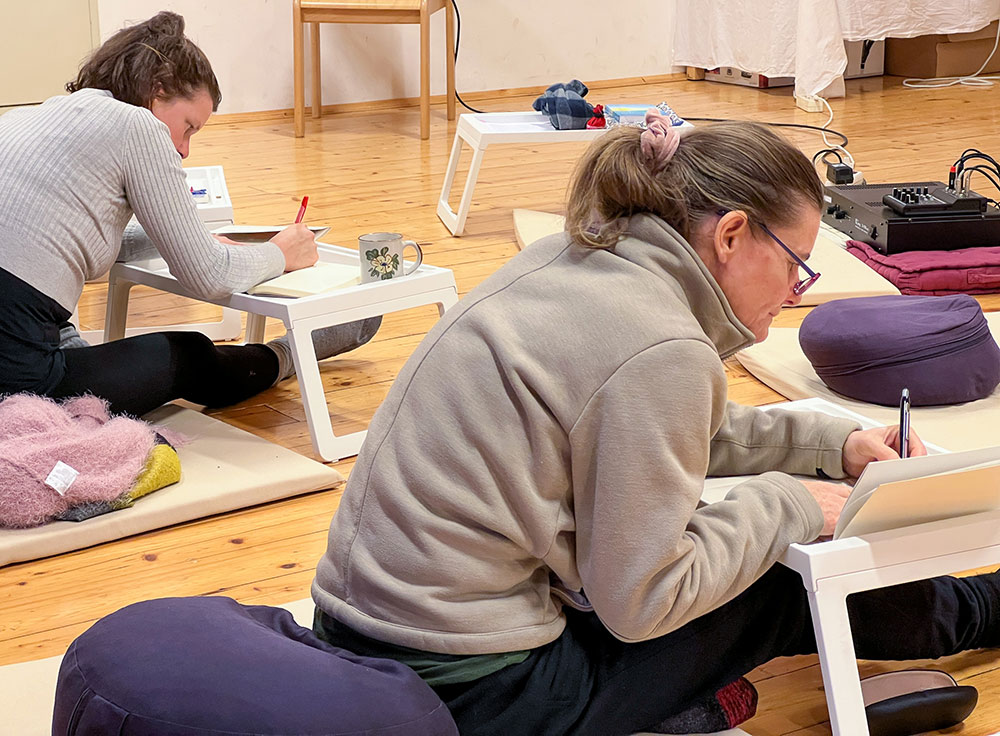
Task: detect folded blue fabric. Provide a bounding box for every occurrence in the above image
[532,79,594,130]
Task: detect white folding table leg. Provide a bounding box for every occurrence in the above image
[437,130,466,235]
[435,287,459,315]
[286,315,366,462]
[90,268,245,345]
[246,313,267,344]
[103,273,135,342]
[437,132,488,237]
[806,580,870,736]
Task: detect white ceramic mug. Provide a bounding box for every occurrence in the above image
[359,232,423,284]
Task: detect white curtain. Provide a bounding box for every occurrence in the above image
[673,0,1000,98]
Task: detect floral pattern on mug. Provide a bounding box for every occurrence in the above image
[365,247,400,280]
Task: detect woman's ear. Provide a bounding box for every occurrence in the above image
[713,210,751,264]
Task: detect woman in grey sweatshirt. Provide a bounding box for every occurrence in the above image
[312,117,1000,735]
[0,11,377,415]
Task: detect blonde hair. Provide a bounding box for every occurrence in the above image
[566,121,824,248]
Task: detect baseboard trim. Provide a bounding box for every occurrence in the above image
[208,72,688,126]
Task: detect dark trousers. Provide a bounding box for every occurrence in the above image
[437,564,1000,736]
[49,332,280,416]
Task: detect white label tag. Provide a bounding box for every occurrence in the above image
[45,461,79,496]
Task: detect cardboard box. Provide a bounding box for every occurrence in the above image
[886,21,1000,78]
[706,41,884,92]
[705,67,794,88]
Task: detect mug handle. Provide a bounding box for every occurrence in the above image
[402,240,423,276]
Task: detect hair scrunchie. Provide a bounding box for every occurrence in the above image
[640,108,681,174]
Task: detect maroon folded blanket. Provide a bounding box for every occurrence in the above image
[846,239,1000,295]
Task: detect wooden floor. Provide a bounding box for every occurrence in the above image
[6,75,1000,734]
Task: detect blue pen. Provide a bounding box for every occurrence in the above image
[899,387,910,459]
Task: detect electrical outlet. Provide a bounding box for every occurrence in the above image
[795,95,825,113]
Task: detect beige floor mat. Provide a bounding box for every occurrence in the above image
[736,313,1000,452]
[0,405,342,567]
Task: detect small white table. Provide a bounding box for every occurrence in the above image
[437,112,605,236]
[782,510,1000,736]
[104,244,459,462]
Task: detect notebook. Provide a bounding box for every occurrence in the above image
[212,224,331,244]
[246,261,361,297]
[212,225,359,297]
[834,445,1000,539]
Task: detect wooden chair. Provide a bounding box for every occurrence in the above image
[292,0,456,140]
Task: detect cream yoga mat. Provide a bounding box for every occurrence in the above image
[511,211,899,306]
[0,595,747,736]
[0,406,343,567]
[736,313,1000,452]
[513,209,565,250]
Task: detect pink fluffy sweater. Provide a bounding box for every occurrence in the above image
[0,394,158,528]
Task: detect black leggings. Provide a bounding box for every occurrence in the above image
[48,332,280,416]
[436,564,1000,736]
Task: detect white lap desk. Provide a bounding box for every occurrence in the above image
[707,398,1000,736]
[437,112,604,236]
[104,244,459,462]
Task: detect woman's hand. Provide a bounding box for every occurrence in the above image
[269,223,319,271]
[842,425,928,478]
[800,480,852,536]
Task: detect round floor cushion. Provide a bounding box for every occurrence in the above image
[52,596,458,735]
[799,294,1000,406]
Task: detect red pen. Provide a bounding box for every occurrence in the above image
[294,196,309,224]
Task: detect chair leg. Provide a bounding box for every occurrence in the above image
[419,5,431,140]
[311,22,322,119]
[293,1,305,137]
[445,1,456,121]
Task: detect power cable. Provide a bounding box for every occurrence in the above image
[451,1,483,113]
[903,21,1000,89]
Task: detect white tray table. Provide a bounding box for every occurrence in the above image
[437,112,605,236]
[104,244,459,461]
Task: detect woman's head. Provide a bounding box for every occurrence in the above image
[66,11,220,158]
[566,119,825,340]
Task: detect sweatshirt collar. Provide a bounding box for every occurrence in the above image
[612,214,756,358]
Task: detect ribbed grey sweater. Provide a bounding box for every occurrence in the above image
[0,89,284,312]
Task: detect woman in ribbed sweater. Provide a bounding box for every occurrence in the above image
[0,11,378,415]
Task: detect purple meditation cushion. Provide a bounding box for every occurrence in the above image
[799,294,1000,406]
[52,596,458,735]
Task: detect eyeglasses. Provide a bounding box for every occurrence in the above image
[758,223,821,296]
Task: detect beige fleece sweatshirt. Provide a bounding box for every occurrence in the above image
[313,214,859,655]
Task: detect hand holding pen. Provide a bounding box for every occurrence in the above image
[842,397,926,477]
[269,195,319,271]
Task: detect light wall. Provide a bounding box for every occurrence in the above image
[96,1,678,114]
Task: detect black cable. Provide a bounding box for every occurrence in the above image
[451,1,484,114]
[860,40,874,70]
[812,148,843,166]
[957,152,1000,179]
[685,117,849,147]
[961,165,1000,195]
